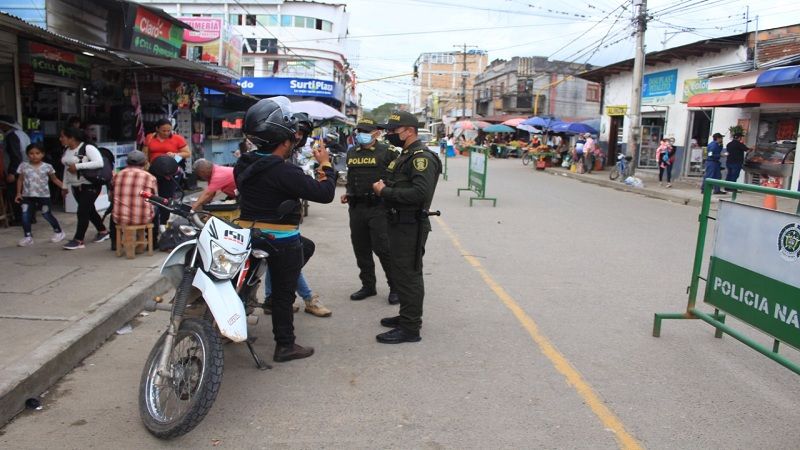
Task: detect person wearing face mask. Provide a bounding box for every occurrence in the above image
[234,97,335,362]
[372,111,441,344]
[342,118,399,304]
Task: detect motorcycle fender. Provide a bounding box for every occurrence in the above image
[192,271,248,342]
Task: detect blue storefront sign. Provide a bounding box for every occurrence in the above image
[642,69,678,105]
[237,77,337,98]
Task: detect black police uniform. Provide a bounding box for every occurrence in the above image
[346,139,397,298]
[380,140,441,336]
[234,152,335,347]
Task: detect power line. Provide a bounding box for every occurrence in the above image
[547,0,631,59]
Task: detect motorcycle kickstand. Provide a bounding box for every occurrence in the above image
[246,337,271,370]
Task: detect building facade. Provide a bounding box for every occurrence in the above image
[473,56,601,121]
[137,0,356,113]
[413,50,488,123]
[580,25,800,184]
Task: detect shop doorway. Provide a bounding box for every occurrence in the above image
[685,109,712,177]
[607,115,624,165]
[638,115,665,169]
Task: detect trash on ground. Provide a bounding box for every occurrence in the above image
[116,323,133,335]
[25,398,42,410]
[624,176,644,188]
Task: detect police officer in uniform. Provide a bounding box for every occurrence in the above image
[235,97,336,362]
[343,118,399,304]
[372,111,441,344]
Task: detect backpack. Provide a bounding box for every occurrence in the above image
[78,143,114,186]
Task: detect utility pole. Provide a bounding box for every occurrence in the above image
[628,0,647,176]
[454,44,477,120]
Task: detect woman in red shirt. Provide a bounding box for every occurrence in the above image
[142,119,191,229]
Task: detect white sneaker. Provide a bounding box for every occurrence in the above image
[18,236,34,247]
[51,231,66,243]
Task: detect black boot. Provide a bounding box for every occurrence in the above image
[376,327,421,344]
[380,315,401,328]
[387,290,399,305]
[273,343,314,362]
[350,286,377,301]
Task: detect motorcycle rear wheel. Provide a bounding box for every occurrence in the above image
[522,153,533,166]
[609,167,620,180]
[139,318,224,439]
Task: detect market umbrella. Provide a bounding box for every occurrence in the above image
[520,116,563,129]
[483,124,515,133]
[453,120,490,130]
[551,122,599,135]
[291,100,348,122]
[502,117,527,127]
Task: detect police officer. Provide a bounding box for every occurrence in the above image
[343,118,399,304]
[234,97,336,362]
[702,132,726,195]
[372,111,441,344]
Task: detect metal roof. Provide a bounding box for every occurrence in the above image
[577,34,748,83]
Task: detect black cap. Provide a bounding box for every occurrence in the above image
[713,132,724,139]
[356,117,377,132]
[379,110,420,130]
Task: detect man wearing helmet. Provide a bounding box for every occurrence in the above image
[234,97,335,362]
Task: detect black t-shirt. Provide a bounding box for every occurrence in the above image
[726,140,748,165]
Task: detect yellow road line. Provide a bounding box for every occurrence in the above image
[434,216,643,450]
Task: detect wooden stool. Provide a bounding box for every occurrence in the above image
[115,223,154,259]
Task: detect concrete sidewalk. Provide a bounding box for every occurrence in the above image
[0,208,170,424]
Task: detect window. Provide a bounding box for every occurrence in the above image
[281,15,292,27]
[229,14,241,25]
[586,83,601,102]
[304,17,314,28]
[280,60,317,78]
[257,15,278,26]
[241,66,254,77]
[245,15,256,26]
[321,20,332,32]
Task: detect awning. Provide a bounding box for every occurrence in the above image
[112,50,240,93]
[756,66,800,88]
[687,87,800,108]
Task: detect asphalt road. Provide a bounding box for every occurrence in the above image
[3,156,800,449]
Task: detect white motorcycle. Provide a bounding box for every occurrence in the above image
[137,191,287,439]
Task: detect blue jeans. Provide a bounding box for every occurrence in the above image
[726,163,743,184]
[702,160,722,193]
[264,271,312,300]
[21,197,62,237]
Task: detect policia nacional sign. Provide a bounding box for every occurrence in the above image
[705,201,800,348]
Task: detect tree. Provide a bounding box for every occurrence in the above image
[363,103,401,124]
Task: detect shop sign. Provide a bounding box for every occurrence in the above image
[128,6,183,58]
[26,41,91,81]
[705,201,800,348]
[222,24,243,73]
[180,17,221,64]
[242,38,279,54]
[237,77,336,98]
[682,78,710,103]
[605,105,627,116]
[642,69,678,105]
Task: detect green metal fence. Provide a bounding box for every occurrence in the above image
[653,179,800,375]
[457,146,497,207]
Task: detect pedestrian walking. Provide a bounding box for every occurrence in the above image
[0,115,30,225]
[725,133,748,190]
[343,118,398,304]
[583,133,597,173]
[60,127,110,250]
[14,144,65,246]
[702,132,726,195]
[574,134,586,173]
[372,111,441,344]
[656,138,676,187]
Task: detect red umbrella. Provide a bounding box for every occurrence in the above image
[453,120,491,130]
[502,117,527,127]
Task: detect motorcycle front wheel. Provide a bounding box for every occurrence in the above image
[609,167,620,180]
[139,318,224,439]
[522,153,533,166]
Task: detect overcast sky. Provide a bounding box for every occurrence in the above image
[341,0,800,109]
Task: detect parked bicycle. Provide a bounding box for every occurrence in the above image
[609,153,633,181]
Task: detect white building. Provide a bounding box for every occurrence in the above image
[580,26,800,185]
[136,0,356,113]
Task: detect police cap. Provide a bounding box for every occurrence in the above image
[356,117,378,132]
[379,110,421,130]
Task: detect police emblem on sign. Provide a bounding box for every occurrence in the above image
[778,223,800,262]
[414,158,428,171]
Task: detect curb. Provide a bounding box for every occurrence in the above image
[542,168,704,207]
[0,269,170,425]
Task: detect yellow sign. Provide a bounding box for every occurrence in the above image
[606,105,627,116]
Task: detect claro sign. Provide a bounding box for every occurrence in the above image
[237,77,337,98]
[125,6,184,58]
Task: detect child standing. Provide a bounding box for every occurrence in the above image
[15,144,66,246]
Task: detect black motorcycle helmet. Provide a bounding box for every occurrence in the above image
[293,112,313,149]
[243,96,298,151]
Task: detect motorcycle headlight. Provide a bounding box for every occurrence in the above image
[209,241,248,280]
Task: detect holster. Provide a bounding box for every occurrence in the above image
[386,208,419,225]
